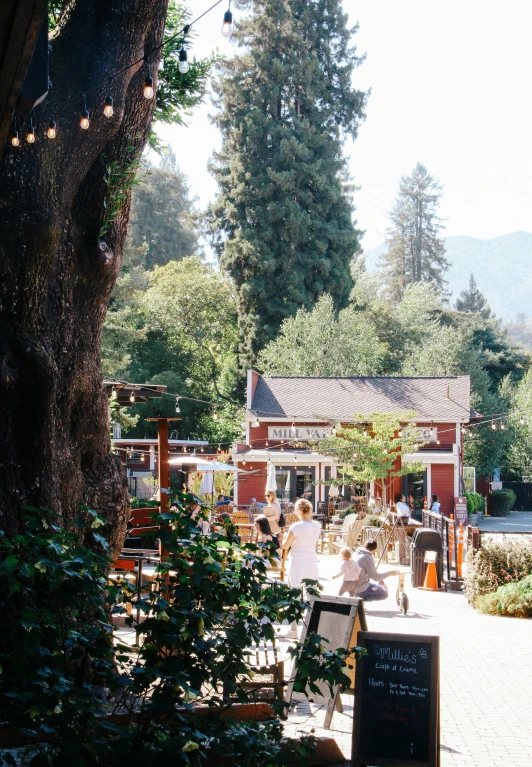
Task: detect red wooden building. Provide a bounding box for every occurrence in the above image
[232,371,472,517]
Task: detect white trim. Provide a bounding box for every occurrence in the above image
[454,462,460,497]
[246,370,253,410]
[426,464,432,501]
[149,444,155,471]
[403,452,458,466]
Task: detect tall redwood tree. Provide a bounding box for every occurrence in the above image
[0,0,182,552]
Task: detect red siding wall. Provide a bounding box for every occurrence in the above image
[236,463,268,506]
[431,464,455,517]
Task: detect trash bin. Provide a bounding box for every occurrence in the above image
[411,528,443,588]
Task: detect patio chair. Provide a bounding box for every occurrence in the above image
[229,636,285,703]
[323,516,364,554]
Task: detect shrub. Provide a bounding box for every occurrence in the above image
[362,514,383,528]
[0,497,365,766]
[465,538,532,605]
[339,506,357,519]
[490,489,516,516]
[465,493,485,515]
[476,575,532,617]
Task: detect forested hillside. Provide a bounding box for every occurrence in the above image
[364,231,532,322]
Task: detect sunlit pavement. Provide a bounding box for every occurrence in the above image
[281,551,532,766]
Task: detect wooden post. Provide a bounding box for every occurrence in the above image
[145,417,181,514]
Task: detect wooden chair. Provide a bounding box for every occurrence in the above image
[231,510,252,526]
[362,525,388,562]
[237,523,256,544]
[321,515,364,554]
[239,637,285,703]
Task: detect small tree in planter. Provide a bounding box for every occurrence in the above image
[317,410,424,507]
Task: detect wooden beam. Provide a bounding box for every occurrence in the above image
[0,0,48,150]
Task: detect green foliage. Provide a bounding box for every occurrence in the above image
[259,294,385,376]
[338,506,357,520]
[506,369,532,479]
[455,273,493,318]
[476,574,532,617]
[465,538,532,605]
[209,0,367,366]
[100,153,142,239]
[0,499,366,764]
[128,153,199,269]
[0,507,118,763]
[490,489,516,516]
[465,493,485,515]
[379,163,449,300]
[362,514,383,528]
[317,411,423,491]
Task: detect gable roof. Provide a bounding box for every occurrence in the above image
[250,375,471,422]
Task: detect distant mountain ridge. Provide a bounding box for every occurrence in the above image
[363,231,532,321]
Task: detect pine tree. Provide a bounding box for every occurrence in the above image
[379,163,449,300]
[209,0,367,367]
[455,273,493,318]
[129,153,199,269]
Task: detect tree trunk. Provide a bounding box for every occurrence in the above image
[0,0,168,555]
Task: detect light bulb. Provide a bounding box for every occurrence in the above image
[436,438,440,445]
[398,430,403,438]
[520,417,525,425]
[11,129,19,147]
[178,49,189,74]
[213,412,218,421]
[140,454,145,462]
[129,391,135,403]
[491,422,496,430]
[47,120,56,139]
[363,428,367,437]
[175,397,180,413]
[143,76,154,99]
[26,123,35,143]
[500,423,505,430]
[104,95,114,117]
[80,109,90,129]
[221,8,233,37]
[111,386,117,399]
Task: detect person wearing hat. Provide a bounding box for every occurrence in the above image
[247,497,259,523]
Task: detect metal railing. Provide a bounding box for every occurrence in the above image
[422,510,460,585]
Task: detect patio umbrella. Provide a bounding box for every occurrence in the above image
[265,463,277,493]
[328,484,339,498]
[199,470,214,495]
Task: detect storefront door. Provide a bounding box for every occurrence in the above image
[275,466,315,507]
[402,470,427,521]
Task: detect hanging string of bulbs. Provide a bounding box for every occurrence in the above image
[9,0,233,147]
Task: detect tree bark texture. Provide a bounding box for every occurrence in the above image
[0,0,169,554]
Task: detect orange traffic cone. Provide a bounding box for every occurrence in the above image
[418,557,444,592]
[457,523,465,578]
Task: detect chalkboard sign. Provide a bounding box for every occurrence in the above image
[352,632,439,767]
[285,595,367,729]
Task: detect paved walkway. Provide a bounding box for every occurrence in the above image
[282,552,532,766]
[478,510,532,532]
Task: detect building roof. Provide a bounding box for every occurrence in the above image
[250,375,471,422]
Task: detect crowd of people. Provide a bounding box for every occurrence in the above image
[203,489,446,604]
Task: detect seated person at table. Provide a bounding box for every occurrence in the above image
[218,512,240,544]
[352,541,398,601]
[255,514,279,547]
[394,494,411,520]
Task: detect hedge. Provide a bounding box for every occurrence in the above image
[465,538,532,605]
[490,489,516,517]
[476,575,532,618]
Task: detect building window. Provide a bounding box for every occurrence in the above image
[463,467,476,494]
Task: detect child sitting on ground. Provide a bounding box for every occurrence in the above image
[332,547,361,596]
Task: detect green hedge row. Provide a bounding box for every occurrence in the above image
[465,493,485,515]
[465,538,532,605]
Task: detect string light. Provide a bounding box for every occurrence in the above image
[80,96,89,129]
[11,128,19,147]
[104,81,114,117]
[129,391,135,403]
[175,396,181,413]
[26,119,35,143]
[500,422,505,430]
[363,428,367,437]
[140,454,145,462]
[47,119,56,139]
[520,417,525,425]
[265,440,269,446]
[178,48,189,74]
[491,421,496,430]
[398,429,403,438]
[213,412,218,421]
[221,2,233,36]
[111,386,117,399]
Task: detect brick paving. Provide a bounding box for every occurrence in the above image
[282,550,532,766]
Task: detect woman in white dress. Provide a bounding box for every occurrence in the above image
[282,498,321,594]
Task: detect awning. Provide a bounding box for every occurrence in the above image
[169,457,244,473]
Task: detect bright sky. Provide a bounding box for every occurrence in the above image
[157,0,532,249]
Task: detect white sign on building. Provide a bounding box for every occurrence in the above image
[406,426,438,443]
[268,426,333,441]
